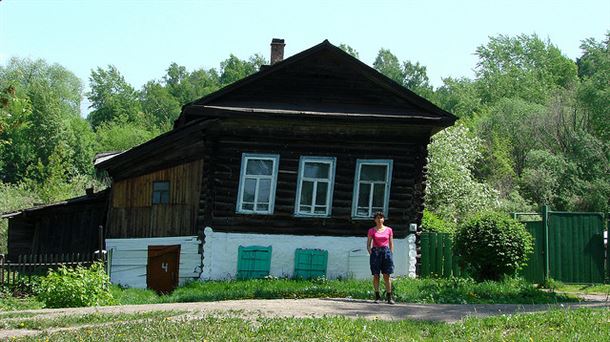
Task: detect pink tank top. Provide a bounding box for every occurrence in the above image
[368,226,393,247]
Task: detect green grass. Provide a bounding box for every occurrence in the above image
[551,283,610,295]
[0,294,44,311]
[19,308,610,341]
[1,277,579,311]
[112,277,577,305]
[0,311,184,330]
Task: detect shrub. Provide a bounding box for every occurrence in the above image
[421,209,456,233]
[454,212,533,281]
[37,262,114,308]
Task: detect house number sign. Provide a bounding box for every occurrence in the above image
[161,262,169,272]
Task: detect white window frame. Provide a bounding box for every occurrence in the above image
[236,153,280,215]
[351,159,393,219]
[294,156,337,217]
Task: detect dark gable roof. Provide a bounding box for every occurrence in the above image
[176,40,457,127]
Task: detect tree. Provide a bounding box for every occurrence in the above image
[402,60,434,99]
[140,80,181,130]
[338,44,360,59]
[373,48,404,85]
[474,34,578,105]
[87,65,143,128]
[219,54,266,86]
[576,34,610,141]
[435,77,482,118]
[94,118,160,153]
[0,58,94,184]
[425,124,498,223]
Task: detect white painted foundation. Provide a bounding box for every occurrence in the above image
[201,227,417,280]
[106,236,202,288]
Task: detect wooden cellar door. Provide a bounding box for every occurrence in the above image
[147,245,181,294]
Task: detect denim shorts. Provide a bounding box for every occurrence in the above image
[370,246,394,275]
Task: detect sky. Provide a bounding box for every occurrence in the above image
[1,0,609,116]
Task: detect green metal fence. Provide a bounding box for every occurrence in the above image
[420,208,608,283]
[547,212,605,283]
[419,232,461,278]
[518,220,545,284]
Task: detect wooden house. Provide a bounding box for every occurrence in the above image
[95,39,457,290]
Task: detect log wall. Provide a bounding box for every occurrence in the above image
[201,126,428,239]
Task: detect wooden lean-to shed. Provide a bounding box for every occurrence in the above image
[95,39,457,290]
[2,189,109,260]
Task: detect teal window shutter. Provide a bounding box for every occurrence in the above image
[237,245,272,279]
[294,248,328,279]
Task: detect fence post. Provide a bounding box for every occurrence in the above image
[542,205,550,282]
[98,225,104,262]
[0,254,4,286]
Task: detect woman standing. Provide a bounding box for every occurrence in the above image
[367,211,395,304]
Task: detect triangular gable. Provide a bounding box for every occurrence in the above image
[178,40,456,126]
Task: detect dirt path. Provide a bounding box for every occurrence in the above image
[1,298,608,340]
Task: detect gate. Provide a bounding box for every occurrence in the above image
[548,212,605,283]
[516,208,606,284]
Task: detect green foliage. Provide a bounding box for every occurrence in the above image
[0,58,95,184]
[435,77,483,118]
[94,119,160,153]
[576,33,609,141]
[338,44,359,59]
[421,209,456,233]
[87,65,143,129]
[373,48,435,98]
[454,212,534,281]
[474,34,578,105]
[425,124,498,223]
[373,48,404,84]
[37,262,114,308]
[219,54,266,86]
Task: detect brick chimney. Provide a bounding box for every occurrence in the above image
[270,38,285,64]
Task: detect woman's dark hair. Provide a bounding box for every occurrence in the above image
[373,211,385,219]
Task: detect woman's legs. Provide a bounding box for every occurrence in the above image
[382,273,391,293]
[383,273,395,304]
[373,274,380,292]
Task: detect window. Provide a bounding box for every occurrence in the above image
[152,181,170,204]
[295,157,336,217]
[352,159,393,218]
[236,153,280,214]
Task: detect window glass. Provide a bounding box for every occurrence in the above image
[153,182,169,191]
[304,162,329,178]
[300,181,313,205]
[243,179,256,203]
[360,164,387,181]
[352,160,392,218]
[246,159,273,176]
[152,181,170,205]
[237,154,279,214]
[295,157,335,216]
[315,182,328,206]
[257,179,271,203]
